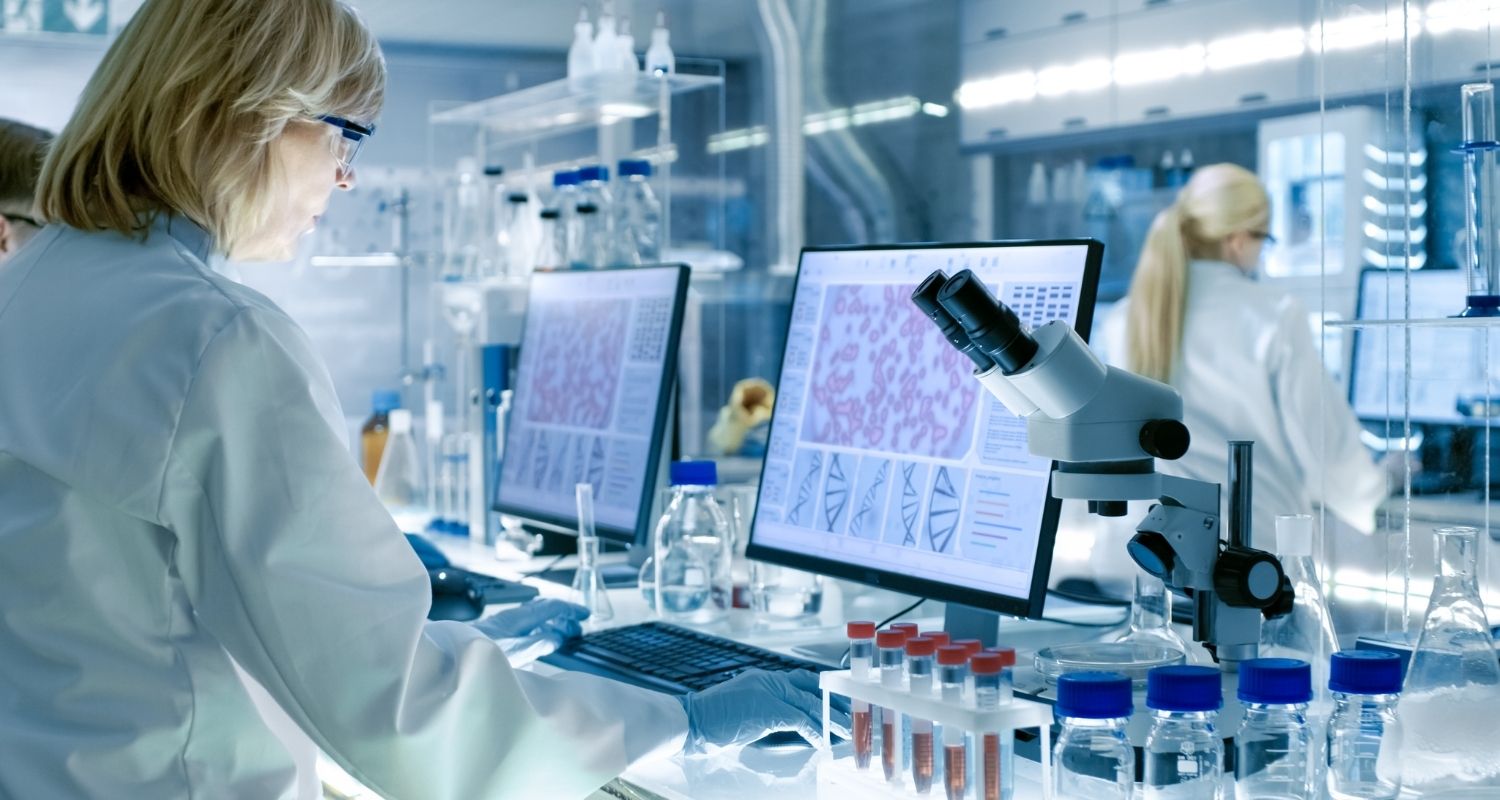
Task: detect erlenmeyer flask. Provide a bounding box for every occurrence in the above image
[373,410,423,512]
[1114,571,1187,656]
[1260,515,1339,700]
[1395,526,1500,796]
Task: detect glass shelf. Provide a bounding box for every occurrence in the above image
[1327,316,1500,329]
[428,73,723,144]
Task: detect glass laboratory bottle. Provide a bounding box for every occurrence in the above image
[492,190,529,280]
[848,621,877,770]
[534,209,564,270]
[361,389,401,485]
[574,164,613,268]
[1144,665,1223,800]
[937,645,971,800]
[373,409,422,513]
[1461,83,1500,315]
[614,158,661,265]
[877,627,910,782]
[480,165,505,279]
[907,635,939,794]
[549,170,581,266]
[442,157,485,281]
[1053,671,1134,800]
[1115,571,1188,655]
[571,203,606,269]
[1398,526,1500,796]
[1326,650,1404,800]
[651,461,731,622]
[1235,658,1314,800]
[974,649,1017,800]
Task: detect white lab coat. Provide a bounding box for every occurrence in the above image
[0,217,687,799]
[1091,260,1385,566]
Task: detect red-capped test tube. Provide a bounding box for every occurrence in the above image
[847,621,877,770]
[876,628,910,782]
[925,631,952,649]
[937,645,972,800]
[890,622,920,640]
[906,635,940,794]
[951,639,984,697]
[972,648,1017,800]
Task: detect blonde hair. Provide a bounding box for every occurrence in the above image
[0,118,52,217]
[37,0,385,254]
[1126,163,1269,382]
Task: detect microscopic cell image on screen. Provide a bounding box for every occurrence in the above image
[803,284,980,460]
[521,299,630,429]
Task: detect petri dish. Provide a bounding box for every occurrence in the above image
[1034,642,1186,686]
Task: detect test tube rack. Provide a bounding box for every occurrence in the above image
[818,669,1054,799]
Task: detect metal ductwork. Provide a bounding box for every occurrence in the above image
[755,0,805,274]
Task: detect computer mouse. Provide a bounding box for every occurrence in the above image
[427,568,482,622]
[406,533,450,569]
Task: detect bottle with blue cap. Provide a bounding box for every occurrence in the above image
[1235,658,1313,799]
[573,164,613,269]
[1325,650,1403,800]
[549,170,582,266]
[613,159,661,265]
[1144,665,1223,799]
[649,461,732,622]
[1054,671,1134,799]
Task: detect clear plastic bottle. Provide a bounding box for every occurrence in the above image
[645,10,675,76]
[877,627,910,782]
[1053,671,1135,800]
[1397,526,1500,795]
[574,164,613,268]
[974,649,1017,800]
[1144,665,1223,800]
[591,0,619,74]
[1326,650,1404,800]
[848,621,877,770]
[493,190,533,280]
[374,409,422,512]
[1235,658,1314,800]
[907,635,939,794]
[613,16,638,73]
[480,165,505,278]
[937,645,971,800]
[442,157,486,281]
[361,389,401,484]
[651,461,731,622]
[614,159,661,265]
[534,208,564,270]
[566,4,594,91]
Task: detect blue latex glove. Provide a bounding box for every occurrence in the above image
[472,598,589,646]
[678,669,851,753]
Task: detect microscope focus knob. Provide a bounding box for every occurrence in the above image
[1139,419,1191,460]
[1213,546,1286,608]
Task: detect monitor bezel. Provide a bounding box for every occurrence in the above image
[492,263,691,546]
[745,239,1104,620]
[1349,266,1483,428]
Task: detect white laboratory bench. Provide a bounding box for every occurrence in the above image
[424,535,1125,800]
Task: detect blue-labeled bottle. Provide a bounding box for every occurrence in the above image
[1053,671,1134,800]
[1144,665,1223,799]
[1235,658,1314,799]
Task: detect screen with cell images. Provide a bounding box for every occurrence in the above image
[496,266,686,542]
[1351,268,1500,426]
[748,244,1095,610]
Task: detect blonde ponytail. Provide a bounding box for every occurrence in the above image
[1125,163,1270,384]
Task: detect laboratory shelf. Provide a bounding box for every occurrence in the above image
[428,72,723,144]
[1327,316,1500,329]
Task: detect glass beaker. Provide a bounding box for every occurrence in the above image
[1460,83,1500,317]
[1396,526,1500,796]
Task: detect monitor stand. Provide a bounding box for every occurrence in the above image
[944,603,1003,647]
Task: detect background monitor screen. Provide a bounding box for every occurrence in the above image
[1351,268,1500,426]
[745,241,1102,618]
[495,265,689,545]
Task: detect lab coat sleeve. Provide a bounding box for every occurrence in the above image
[155,307,687,800]
[1268,299,1386,534]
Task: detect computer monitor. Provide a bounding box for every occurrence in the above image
[1350,268,1500,426]
[494,265,690,546]
[745,241,1103,619]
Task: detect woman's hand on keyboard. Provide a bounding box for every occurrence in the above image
[678,669,851,753]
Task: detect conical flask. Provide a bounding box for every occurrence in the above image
[1259,515,1339,702]
[1395,526,1500,796]
[571,483,613,623]
[1113,571,1187,656]
[373,410,423,511]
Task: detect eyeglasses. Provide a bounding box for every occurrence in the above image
[1248,230,1278,245]
[317,114,375,174]
[5,212,42,229]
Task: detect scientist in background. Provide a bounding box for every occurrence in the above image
[0,1,830,798]
[0,118,51,263]
[1098,163,1386,557]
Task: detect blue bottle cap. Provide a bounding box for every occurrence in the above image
[1055,671,1133,719]
[578,164,610,182]
[1237,658,1313,705]
[1147,665,1223,712]
[669,460,718,487]
[619,158,652,177]
[1330,650,1404,695]
[371,389,401,414]
[552,170,579,187]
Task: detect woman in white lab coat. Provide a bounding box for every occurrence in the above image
[0,1,828,797]
[1094,163,1386,567]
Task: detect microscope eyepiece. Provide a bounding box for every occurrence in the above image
[935,269,1039,374]
[911,271,997,372]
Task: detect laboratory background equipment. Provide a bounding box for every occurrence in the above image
[374,408,423,514]
[361,389,402,484]
[1326,650,1404,800]
[1143,665,1223,798]
[1459,83,1500,317]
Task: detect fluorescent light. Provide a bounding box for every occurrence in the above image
[921,102,950,118]
[850,96,921,126]
[1310,10,1411,52]
[803,108,851,135]
[1363,247,1428,268]
[707,126,769,154]
[1425,0,1497,35]
[1363,168,1427,192]
[1036,58,1112,97]
[1364,143,1428,167]
[599,102,652,118]
[1363,222,1428,244]
[1206,27,1306,70]
[1364,195,1429,217]
[1114,44,1206,86]
[956,70,1036,109]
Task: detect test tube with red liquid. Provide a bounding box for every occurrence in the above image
[937,644,971,800]
[846,621,876,770]
[876,628,910,782]
[971,648,1016,800]
[906,635,939,794]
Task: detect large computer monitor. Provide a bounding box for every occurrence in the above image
[1350,268,1500,426]
[745,241,1103,619]
[495,265,690,546]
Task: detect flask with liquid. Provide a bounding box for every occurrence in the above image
[361,389,401,484]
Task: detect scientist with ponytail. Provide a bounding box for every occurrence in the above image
[1094,163,1386,565]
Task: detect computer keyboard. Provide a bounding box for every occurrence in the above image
[542,621,831,694]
